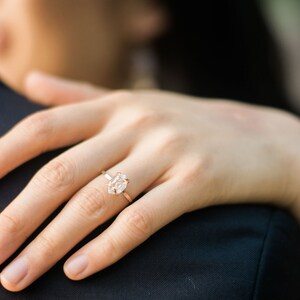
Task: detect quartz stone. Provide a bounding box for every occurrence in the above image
[108,172,129,195]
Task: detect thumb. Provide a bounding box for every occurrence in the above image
[24,71,108,106]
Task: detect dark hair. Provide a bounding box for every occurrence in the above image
[154,0,291,111]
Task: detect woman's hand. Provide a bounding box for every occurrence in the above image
[0,72,299,292]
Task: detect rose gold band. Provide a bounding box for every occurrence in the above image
[122,192,132,203]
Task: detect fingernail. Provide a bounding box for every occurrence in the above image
[1,256,29,285]
[27,70,61,86]
[65,254,88,277]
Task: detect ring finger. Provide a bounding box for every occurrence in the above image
[0,143,171,291]
[0,127,134,264]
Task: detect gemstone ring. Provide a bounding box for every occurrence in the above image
[101,171,132,203]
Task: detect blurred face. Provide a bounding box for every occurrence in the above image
[0,0,165,93]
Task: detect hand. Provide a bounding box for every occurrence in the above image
[0,72,299,292]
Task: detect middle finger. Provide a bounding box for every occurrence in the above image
[0,142,170,291]
[0,127,134,264]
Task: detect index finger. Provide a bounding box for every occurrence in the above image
[25,71,108,106]
[0,95,113,179]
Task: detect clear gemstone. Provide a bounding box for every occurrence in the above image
[108,172,128,195]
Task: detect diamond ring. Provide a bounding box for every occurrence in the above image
[101,171,132,203]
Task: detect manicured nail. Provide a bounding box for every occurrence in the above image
[65,254,88,277]
[1,256,29,285]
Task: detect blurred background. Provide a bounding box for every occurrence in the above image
[260,0,300,112]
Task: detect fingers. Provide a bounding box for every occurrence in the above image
[0,128,135,265]
[0,145,170,291]
[0,99,111,178]
[63,177,188,281]
[24,71,108,106]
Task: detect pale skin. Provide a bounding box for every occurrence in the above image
[0,72,299,291]
[0,0,300,294]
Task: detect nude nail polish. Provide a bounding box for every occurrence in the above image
[65,254,88,277]
[1,256,29,285]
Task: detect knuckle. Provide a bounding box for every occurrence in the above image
[128,107,158,129]
[133,108,158,128]
[175,155,215,212]
[0,211,23,233]
[33,158,76,191]
[158,127,184,153]
[119,207,152,239]
[21,111,54,138]
[108,90,135,106]
[101,236,120,260]
[35,233,57,258]
[74,186,107,218]
[180,155,211,185]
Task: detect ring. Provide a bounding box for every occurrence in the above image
[101,171,132,203]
